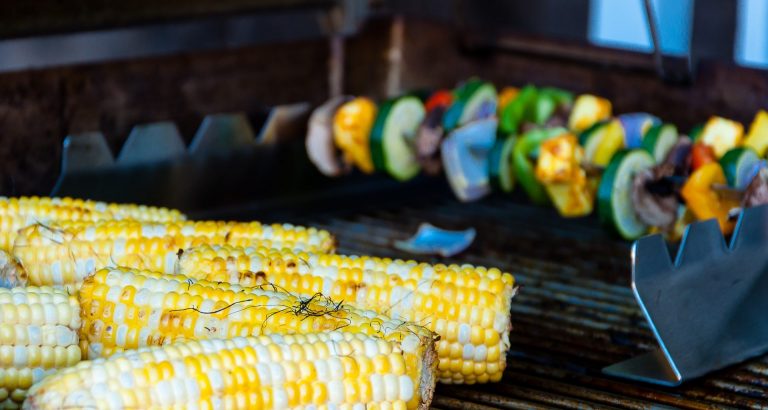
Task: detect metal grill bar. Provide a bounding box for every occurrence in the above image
[280,194,768,409]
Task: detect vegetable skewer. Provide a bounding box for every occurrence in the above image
[305,78,768,241]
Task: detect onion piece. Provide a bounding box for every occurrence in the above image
[306,96,352,176]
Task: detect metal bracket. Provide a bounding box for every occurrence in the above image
[257,102,311,144]
[604,205,768,385]
[189,113,256,155]
[51,104,316,208]
[117,121,186,166]
[51,132,114,195]
[58,132,114,173]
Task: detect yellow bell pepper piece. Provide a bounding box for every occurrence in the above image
[680,162,739,234]
[699,116,744,158]
[333,97,377,173]
[744,110,768,157]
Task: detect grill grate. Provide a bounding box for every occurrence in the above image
[283,193,768,409]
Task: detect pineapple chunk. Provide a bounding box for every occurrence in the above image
[744,110,768,157]
[699,116,744,158]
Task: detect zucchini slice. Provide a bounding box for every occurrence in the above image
[443,79,497,131]
[489,135,517,193]
[720,146,760,189]
[370,96,426,181]
[598,149,655,240]
[642,123,678,163]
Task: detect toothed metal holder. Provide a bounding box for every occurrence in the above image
[50,104,317,211]
[603,205,768,386]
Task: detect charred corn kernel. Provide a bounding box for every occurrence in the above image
[25,332,434,410]
[0,287,81,407]
[78,268,436,381]
[178,245,516,384]
[5,220,334,290]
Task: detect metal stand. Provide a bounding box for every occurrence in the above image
[604,205,768,386]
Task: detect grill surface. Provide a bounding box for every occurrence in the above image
[258,191,768,409]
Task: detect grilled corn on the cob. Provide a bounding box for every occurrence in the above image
[3,220,335,290]
[25,331,436,410]
[78,268,435,370]
[0,196,185,223]
[177,245,515,384]
[0,196,186,251]
[0,287,81,409]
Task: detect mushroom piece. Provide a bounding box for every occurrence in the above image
[662,135,693,176]
[743,167,768,208]
[632,164,680,229]
[416,105,448,175]
[305,96,353,177]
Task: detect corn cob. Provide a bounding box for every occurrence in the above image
[79,267,435,370]
[25,331,436,410]
[0,196,185,223]
[3,220,335,290]
[0,196,186,251]
[77,267,436,408]
[177,245,516,384]
[0,286,81,409]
